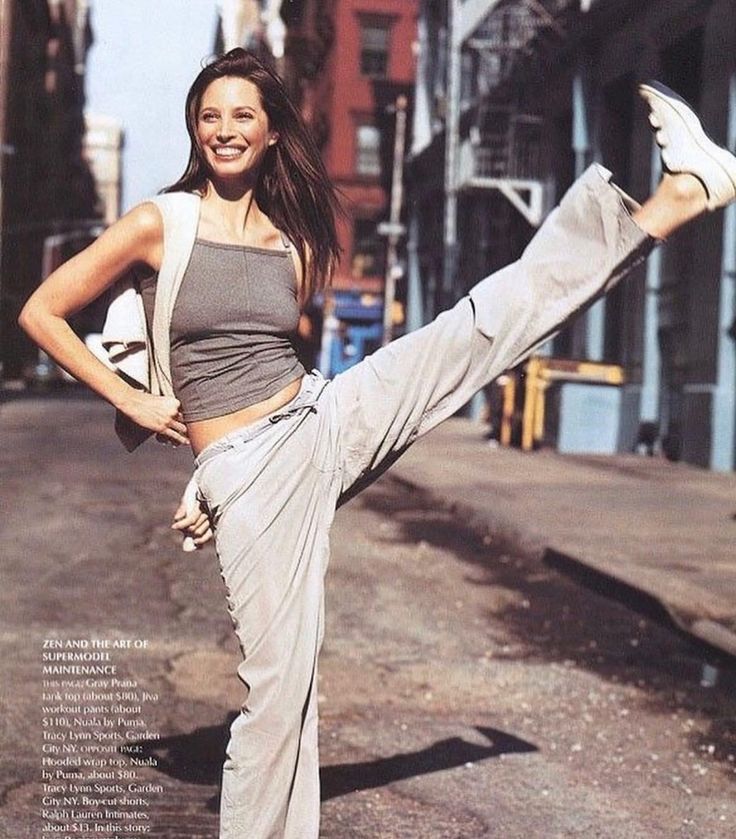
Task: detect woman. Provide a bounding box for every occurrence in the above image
[19,50,736,839]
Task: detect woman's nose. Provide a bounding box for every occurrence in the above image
[216,119,235,141]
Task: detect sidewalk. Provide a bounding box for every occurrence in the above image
[392,418,736,658]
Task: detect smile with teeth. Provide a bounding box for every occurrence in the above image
[213,146,246,158]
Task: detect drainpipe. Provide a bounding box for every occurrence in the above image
[442,0,460,308]
[382,95,408,346]
[573,69,605,361]
[405,213,423,331]
[639,142,663,424]
[405,2,430,333]
[0,0,13,380]
[710,71,736,471]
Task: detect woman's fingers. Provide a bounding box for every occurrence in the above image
[172,510,214,548]
[156,416,189,446]
[164,424,189,445]
[168,417,187,435]
[172,513,203,531]
[171,487,213,550]
[189,517,211,537]
[162,409,189,445]
[158,405,186,437]
[193,528,213,546]
[172,510,196,530]
[172,507,209,533]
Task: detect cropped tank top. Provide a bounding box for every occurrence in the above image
[139,238,306,422]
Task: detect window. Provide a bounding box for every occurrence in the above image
[460,51,476,107]
[352,219,385,279]
[355,123,381,177]
[360,19,391,77]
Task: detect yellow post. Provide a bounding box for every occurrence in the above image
[522,357,540,451]
[500,374,516,446]
[533,379,548,446]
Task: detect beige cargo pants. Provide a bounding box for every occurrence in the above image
[192,164,653,838]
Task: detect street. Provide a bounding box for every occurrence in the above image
[1,391,735,838]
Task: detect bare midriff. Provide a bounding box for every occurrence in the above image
[186,375,304,456]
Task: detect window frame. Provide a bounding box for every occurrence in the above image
[358,14,393,78]
[354,119,382,178]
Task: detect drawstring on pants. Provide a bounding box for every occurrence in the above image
[269,405,318,424]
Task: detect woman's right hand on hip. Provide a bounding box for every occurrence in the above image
[120,391,189,446]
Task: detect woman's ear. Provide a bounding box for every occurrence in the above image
[268,132,279,147]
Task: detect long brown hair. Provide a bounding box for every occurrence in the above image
[165,49,342,302]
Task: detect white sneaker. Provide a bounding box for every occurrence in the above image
[638,81,736,211]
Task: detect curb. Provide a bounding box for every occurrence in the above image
[391,472,736,662]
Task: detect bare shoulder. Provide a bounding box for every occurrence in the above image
[120,201,164,243]
[94,201,164,270]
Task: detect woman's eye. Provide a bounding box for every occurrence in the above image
[236,111,254,120]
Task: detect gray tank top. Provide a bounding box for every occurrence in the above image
[139,238,306,422]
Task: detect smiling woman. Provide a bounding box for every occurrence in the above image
[196,78,278,184]
[164,49,341,303]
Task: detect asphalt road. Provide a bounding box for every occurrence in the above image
[1,391,734,838]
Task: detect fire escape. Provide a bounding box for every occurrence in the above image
[456,0,566,226]
[282,1,335,149]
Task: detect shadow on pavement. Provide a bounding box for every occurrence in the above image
[543,549,685,635]
[127,714,234,785]
[365,476,736,677]
[359,476,736,777]
[320,726,537,801]
[126,721,536,808]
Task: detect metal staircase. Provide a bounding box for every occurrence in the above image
[456,0,568,225]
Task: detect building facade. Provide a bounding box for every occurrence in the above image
[216,0,287,62]
[83,113,123,225]
[0,0,99,380]
[284,0,418,375]
[408,0,736,470]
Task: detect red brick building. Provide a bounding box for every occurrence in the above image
[284,0,418,373]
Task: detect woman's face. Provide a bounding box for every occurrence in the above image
[196,76,277,183]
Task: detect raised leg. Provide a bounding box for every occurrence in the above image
[331,164,652,500]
